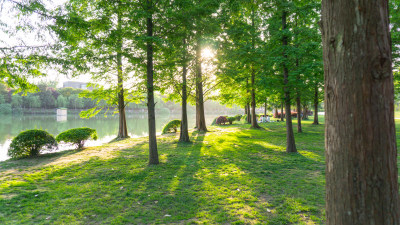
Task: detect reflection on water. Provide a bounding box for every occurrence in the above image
[0,113,219,161]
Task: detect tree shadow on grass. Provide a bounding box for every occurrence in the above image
[0,127,326,224]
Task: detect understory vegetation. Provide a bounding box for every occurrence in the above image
[0,116,394,224]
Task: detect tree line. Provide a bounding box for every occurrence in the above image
[1,0,400,223]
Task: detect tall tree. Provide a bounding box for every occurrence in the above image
[145,0,159,165]
[281,6,296,153]
[322,0,399,223]
[53,0,138,139]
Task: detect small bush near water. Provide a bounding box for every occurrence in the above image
[8,129,57,159]
[56,127,98,149]
[234,114,242,121]
[227,117,236,124]
[162,120,181,134]
[216,116,228,125]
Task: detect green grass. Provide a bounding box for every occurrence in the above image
[0,116,334,224]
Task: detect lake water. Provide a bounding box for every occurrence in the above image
[0,113,219,161]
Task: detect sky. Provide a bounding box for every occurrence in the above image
[0,0,89,88]
[0,0,218,88]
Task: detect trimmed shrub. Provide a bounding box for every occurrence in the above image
[234,114,242,121]
[56,127,98,149]
[216,116,228,125]
[227,117,236,125]
[162,119,181,134]
[8,129,57,159]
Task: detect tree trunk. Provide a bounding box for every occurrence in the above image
[312,84,319,125]
[296,94,302,133]
[322,0,399,223]
[116,12,128,139]
[245,78,251,124]
[117,53,128,138]
[264,100,267,116]
[195,37,207,132]
[246,103,251,123]
[250,68,259,128]
[302,105,309,120]
[282,10,296,153]
[146,0,159,165]
[250,8,259,129]
[280,101,284,121]
[179,39,190,142]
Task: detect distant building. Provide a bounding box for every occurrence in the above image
[63,81,93,90]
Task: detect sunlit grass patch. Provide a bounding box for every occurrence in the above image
[0,116,334,224]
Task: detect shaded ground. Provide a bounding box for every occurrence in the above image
[2,117,328,224]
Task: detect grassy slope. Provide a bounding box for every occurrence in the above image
[0,116,345,224]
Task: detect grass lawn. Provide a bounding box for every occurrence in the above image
[0,116,390,224]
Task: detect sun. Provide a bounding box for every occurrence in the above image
[201,47,215,59]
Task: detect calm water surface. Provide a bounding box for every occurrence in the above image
[0,113,219,161]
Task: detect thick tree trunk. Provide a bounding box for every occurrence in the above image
[312,85,319,125]
[280,101,284,121]
[322,0,399,224]
[195,37,207,132]
[296,94,302,133]
[282,10,296,153]
[116,12,128,139]
[179,40,190,142]
[146,1,159,165]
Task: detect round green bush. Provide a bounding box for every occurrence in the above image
[162,119,181,134]
[8,129,57,159]
[56,127,98,149]
[216,116,228,125]
[234,114,242,121]
[227,116,236,124]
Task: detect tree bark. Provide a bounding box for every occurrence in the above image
[245,78,251,124]
[264,100,267,117]
[250,68,259,128]
[302,105,309,120]
[312,84,319,125]
[246,103,251,123]
[280,101,284,121]
[195,37,207,132]
[322,0,399,223]
[146,0,159,165]
[116,11,128,139]
[296,94,302,133]
[282,10,296,153]
[250,6,259,129]
[179,39,190,142]
[117,53,128,138]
